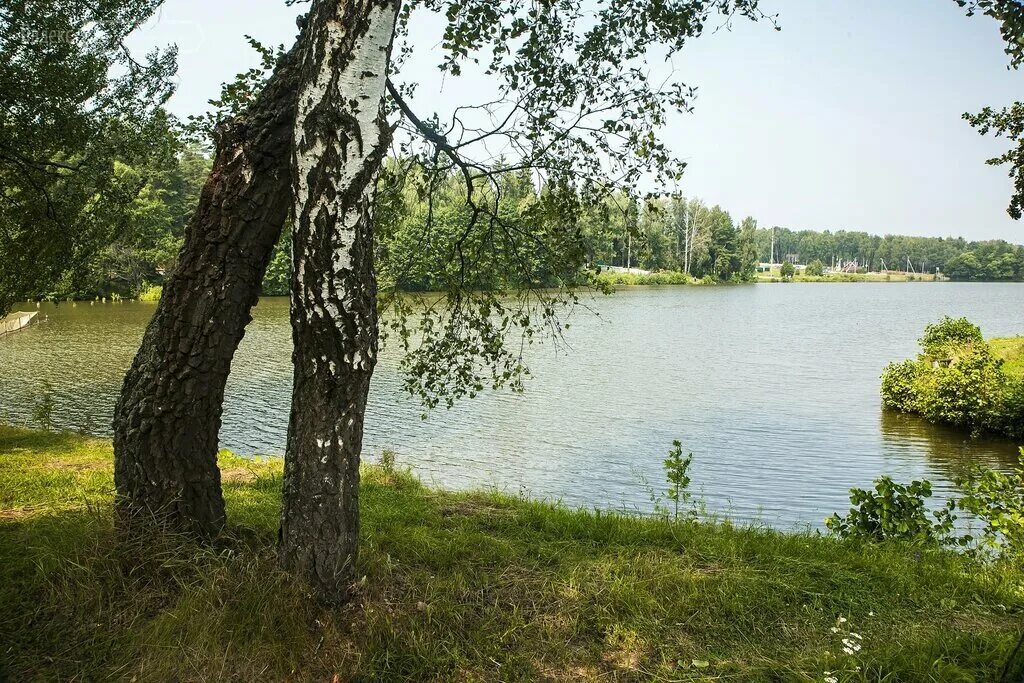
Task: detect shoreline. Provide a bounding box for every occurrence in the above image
[10,275,1024,308]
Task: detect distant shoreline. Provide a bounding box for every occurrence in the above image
[11,273,1024,309]
[595,270,960,286]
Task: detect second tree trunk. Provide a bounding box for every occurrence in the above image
[278,0,398,602]
[112,44,301,536]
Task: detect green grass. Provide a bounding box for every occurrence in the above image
[594,270,693,286]
[991,336,1024,379]
[1,425,1022,681]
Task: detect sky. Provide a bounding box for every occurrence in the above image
[127,0,1024,243]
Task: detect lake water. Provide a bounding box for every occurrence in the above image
[2,283,1022,528]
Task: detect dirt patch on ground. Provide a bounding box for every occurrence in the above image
[0,506,38,520]
[0,503,78,520]
[437,498,516,519]
[533,661,602,681]
[45,458,108,472]
[220,467,259,484]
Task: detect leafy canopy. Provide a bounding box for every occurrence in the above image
[382,0,775,407]
[958,0,1024,218]
[0,0,178,313]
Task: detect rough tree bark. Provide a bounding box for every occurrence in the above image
[278,0,399,601]
[112,43,302,536]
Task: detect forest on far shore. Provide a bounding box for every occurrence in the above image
[42,136,1024,303]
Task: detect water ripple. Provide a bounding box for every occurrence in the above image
[1,283,1021,528]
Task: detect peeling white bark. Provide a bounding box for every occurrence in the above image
[281,0,398,604]
[293,1,396,283]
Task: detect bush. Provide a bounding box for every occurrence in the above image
[881,316,1021,438]
[828,455,1024,562]
[920,316,983,357]
[957,448,1024,558]
[806,259,824,277]
[780,262,795,280]
[594,270,690,286]
[31,382,56,432]
[994,378,1024,439]
[880,359,922,412]
[826,477,956,544]
[917,345,1003,431]
[663,440,694,522]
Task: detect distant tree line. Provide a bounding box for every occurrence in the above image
[532,196,1024,283]
[23,138,1024,301]
[578,196,760,282]
[577,201,1024,282]
[754,227,1024,280]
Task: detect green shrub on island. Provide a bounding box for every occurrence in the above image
[780,261,796,280]
[996,378,1024,429]
[919,315,983,356]
[806,259,825,277]
[880,317,1024,439]
[879,359,921,413]
[916,345,1006,430]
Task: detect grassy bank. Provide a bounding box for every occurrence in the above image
[757,271,937,283]
[592,270,942,287]
[1,426,1022,681]
[593,270,694,286]
[992,335,1024,378]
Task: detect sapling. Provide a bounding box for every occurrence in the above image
[664,440,694,522]
[32,382,56,432]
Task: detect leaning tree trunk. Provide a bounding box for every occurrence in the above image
[278,0,399,602]
[112,44,301,537]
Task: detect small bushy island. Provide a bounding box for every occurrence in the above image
[1,426,1022,681]
[881,317,1024,439]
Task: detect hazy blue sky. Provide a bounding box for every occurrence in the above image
[128,0,1024,242]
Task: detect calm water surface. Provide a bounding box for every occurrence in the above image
[2,283,1022,528]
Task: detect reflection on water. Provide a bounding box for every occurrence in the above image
[879,409,1020,478]
[1,283,1022,528]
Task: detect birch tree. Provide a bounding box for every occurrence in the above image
[278,0,399,601]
